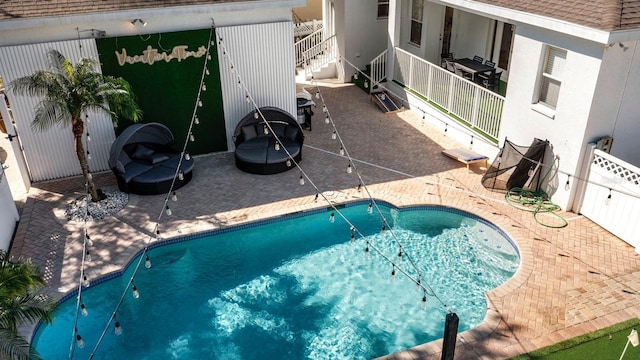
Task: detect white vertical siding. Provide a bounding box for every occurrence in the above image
[0,39,115,182]
[217,22,297,149]
[0,172,19,251]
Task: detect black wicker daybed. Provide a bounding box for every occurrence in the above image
[108,122,194,195]
[233,107,304,175]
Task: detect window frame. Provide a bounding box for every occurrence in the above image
[377,0,389,19]
[536,45,566,112]
[409,0,424,46]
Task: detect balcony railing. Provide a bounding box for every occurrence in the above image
[370,50,387,89]
[394,47,504,143]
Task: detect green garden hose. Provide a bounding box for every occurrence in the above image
[505,187,568,228]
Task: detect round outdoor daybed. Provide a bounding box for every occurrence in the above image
[233,107,304,175]
[108,122,194,195]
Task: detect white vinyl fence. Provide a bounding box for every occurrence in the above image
[579,148,640,253]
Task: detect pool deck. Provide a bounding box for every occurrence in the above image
[10,81,640,359]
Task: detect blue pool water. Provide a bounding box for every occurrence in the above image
[33,203,519,359]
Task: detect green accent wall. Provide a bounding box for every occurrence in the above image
[96,29,227,154]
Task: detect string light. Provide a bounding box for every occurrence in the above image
[76,333,85,349]
[605,189,612,205]
[194,116,200,125]
[299,173,305,185]
[184,152,191,161]
[86,172,92,180]
[165,206,172,216]
[254,111,259,119]
[86,133,91,141]
[189,133,195,142]
[263,125,269,135]
[339,146,345,156]
[86,234,93,246]
[329,212,335,223]
[365,242,370,257]
[421,292,427,310]
[322,105,327,113]
[353,72,358,80]
[114,320,122,336]
[315,90,320,99]
[286,159,291,167]
[275,142,280,151]
[565,175,571,191]
[145,255,152,269]
[171,191,178,201]
[331,131,337,140]
[131,284,140,299]
[198,100,203,107]
[246,94,250,102]
[82,275,90,287]
[80,303,88,317]
[391,265,396,281]
[397,250,402,262]
[178,170,184,181]
[367,202,373,214]
[325,114,330,124]
[202,84,207,91]
[364,80,369,88]
[350,232,355,243]
[346,163,352,173]
[85,250,91,262]
[86,151,91,160]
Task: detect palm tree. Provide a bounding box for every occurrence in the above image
[0,251,55,360]
[9,50,142,202]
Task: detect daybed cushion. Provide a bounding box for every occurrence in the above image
[122,162,154,183]
[241,125,258,142]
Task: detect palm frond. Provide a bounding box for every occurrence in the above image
[0,328,37,360]
[31,100,70,131]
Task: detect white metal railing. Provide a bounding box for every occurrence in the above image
[294,28,324,68]
[294,20,323,38]
[394,47,504,142]
[579,148,640,253]
[370,50,388,89]
[303,34,337,77]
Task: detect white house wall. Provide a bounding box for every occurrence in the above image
[0,173,19,251]
[591,41,640,167]
[217,22,297,150]
[499,25,604,210]
[450,10,492,61]
[0,39,115,182]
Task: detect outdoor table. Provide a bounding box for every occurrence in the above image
[453,58,495,82]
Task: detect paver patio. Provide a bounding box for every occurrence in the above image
[9,82,640,359]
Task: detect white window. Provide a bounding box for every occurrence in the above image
[538,46,566,110]
[377,0,389,19]
[410,0,424,45]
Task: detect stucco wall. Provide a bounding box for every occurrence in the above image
[499,25,604,209]
[0,174,18,251]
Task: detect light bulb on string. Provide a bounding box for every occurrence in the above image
[299,174,305,186]
[237,79,242,88]
[322,105,327,113]
[444,124,448,133]
[165,206,172,216]
[86,234,93,246]
[350,232,355,243]
[339,146,345,156]
[85,250,91,262]
[331,131,337,140]
[315,90,320,99]
[76,333,85,349]
[391,265,396,281]
[381,93,386,101]
[346,163,352,174]
[178,170,184,181]
[87,172,92,180]
[421,292,427,310]
[325,115,330,124]
[263,125,269,135]
[354,72,359,80]
[230,64,234,72]
[329,212,335,223]
[527,166,534,177]
[496,156,501,164]
[286,159,291,167]
[364,80,369,88]
[470,136,474,147]
[205,69,210,76]
[381,225,386,233]
[275,142,280,151]
[565,175,571,191]
[198,99,203,107]
[202,84,207,91]
[190,133,195,142]
[254,111,259,119]
[171,191,178,201]
[422,112,425,120]
[82,275,90,287]
[314,193,319,201]
[246,94,251,103]
[357,182,362,191]
[132,284,140,299]
[145,255,152,269]
[367,202,373,214]
[87,151,91,160]
[194,116,200,125]
[397,250,402,262]
[605,189,612,205]
[80,303,88,317]
[114,320,122,336]
[416,279,422,292]
[365,242,370,257]
[86,133,91,142]
[207,54,212,60]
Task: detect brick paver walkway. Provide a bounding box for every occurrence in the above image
[10,82,640,359]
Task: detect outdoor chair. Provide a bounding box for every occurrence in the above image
[484,60,496,68]
[445,59,456,73]
[440,53,453,68]
[478,70,502,90]
[454,64,473,80]
[473,55,484,63]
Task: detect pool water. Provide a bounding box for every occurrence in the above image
[33,203,519,359]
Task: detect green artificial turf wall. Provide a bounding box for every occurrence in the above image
[96,29,227,154]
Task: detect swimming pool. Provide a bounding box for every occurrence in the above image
[33,202,519,359]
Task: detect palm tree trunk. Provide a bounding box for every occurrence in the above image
[72,118,104,202]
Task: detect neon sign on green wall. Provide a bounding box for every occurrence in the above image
[97,29,227,155]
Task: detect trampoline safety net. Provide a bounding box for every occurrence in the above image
[481,138,551,193]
